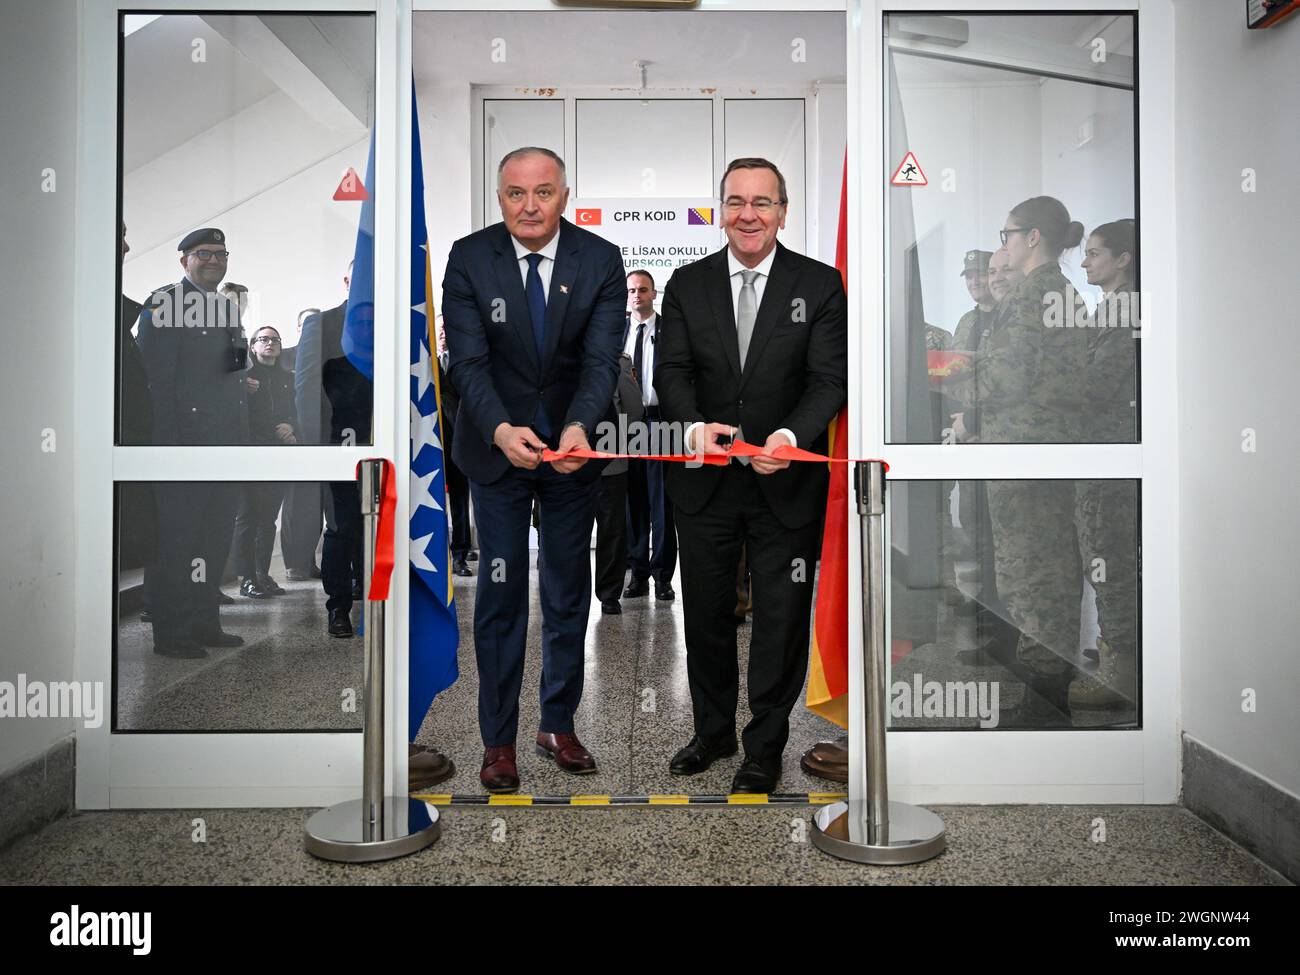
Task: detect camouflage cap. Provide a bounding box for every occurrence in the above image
[959,249,992,276]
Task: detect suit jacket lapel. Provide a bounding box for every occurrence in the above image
[491,224,540,375]
[705,248,741,382]
[541,219,577,375]
[740,243,796,391]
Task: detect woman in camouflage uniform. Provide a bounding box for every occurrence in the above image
[1072,220,1140,715]
[940,196,1090,726]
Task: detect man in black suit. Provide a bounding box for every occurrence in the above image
[594,352,643,615]
[278,307,325,582]
[435,316,474,577]
[295,280,370,639]
[656,158,847,794]
[441,147,625,793]
[622,270,677,602]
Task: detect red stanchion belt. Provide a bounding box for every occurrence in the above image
[356,458,397,601]
[540,438,888,472]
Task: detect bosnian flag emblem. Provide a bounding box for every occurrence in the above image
[687,207,713,225]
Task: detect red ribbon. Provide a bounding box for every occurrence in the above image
[540,438,889,472]
[357,458,397,601]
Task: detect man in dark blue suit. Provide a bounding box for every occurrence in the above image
[442,147,626,793]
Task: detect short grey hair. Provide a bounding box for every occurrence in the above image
[497,147,567,187]
[719,157,788,206]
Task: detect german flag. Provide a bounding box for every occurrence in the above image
[806,154,850,727]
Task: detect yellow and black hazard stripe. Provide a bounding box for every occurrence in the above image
[409,792,847,807]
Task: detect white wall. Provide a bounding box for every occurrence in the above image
[899,74,1041,332]
[813,83,847,265]
[123,133,368,345]
[896,68,1134,332]
[1039,77,1134,305]
[418,81,474,321]
[0,0,79,776]
[1175,0,1300,797]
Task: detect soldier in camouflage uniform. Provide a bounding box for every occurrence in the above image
[938,251,994,604]
[937,197,1090,726]
[1072,220,1140,714]
[952,249,995,353]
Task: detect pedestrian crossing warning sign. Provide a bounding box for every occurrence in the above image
[890,152,927,186]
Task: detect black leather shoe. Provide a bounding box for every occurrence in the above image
[654,583,675,601]
[623,579,649,599]
[730,759,779,795]
[601,600,621,615]
[328,609,353,638]
[351,580,363,600]
[467,550,479,562]
[191,628,244,648]
[153,638,208,659]
[140,609,153,623]
[240,578,271,599]
[669,735,738,775]
[452,559,472,577]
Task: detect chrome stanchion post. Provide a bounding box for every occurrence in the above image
[811,460,946,865]
[361,459,384,839]
[305,459,441,863]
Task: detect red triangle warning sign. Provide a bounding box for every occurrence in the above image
[890,152,927,187]
[333,167,369,201]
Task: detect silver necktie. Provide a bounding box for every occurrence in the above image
[737,269,759,369]
[735,269,760,465]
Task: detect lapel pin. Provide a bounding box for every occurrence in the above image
[559,284,569,294]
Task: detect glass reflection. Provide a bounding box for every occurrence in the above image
[890,479,1139,730]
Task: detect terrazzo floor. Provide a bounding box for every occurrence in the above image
[0,802,1285,885]
[47,540,1244,885]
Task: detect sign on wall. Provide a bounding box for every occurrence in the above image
[1247,0,1300,27]
[569,199,723,281]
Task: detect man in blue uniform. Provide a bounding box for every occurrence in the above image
[135,228,249,658]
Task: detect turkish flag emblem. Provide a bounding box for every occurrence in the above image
[575,208,602,225]
[333,167,369,201]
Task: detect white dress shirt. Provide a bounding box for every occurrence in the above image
[685,247,796,454]
[511,230,560,300]
[624,312,658,407]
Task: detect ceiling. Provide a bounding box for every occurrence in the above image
[413,10,847,88]
[122,13,374,173]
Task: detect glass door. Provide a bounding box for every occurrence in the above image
[850,1,1177,802]
[75,0,410,807]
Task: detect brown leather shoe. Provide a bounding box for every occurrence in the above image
[535,732,597,774]
[480,744,519,793]
[800,734,848,783]
[408,743,455,792]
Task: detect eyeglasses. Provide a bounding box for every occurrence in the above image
[188,249,230,262]
[723,198,783,215]
[253,336,281,345]
[998,228,1029,246]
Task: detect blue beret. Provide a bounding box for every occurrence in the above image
[178,227,226,252]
